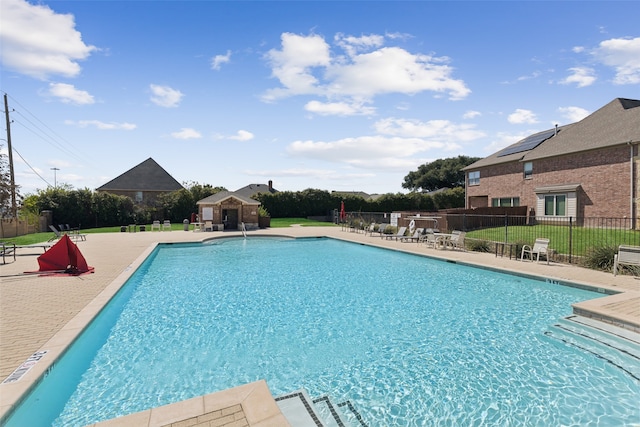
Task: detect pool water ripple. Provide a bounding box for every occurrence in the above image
[6,237,639,426]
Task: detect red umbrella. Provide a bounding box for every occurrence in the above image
[35,234,94,275]
[340,201,346,221]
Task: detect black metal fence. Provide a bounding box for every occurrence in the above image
[446,214,640,264]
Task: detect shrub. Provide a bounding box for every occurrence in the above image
[581,245,617,271]
[468,239,491,253]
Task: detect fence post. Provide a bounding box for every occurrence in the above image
[569,216,573,264]
[504,214,508,243]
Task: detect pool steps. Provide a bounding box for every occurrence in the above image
[545,315,640,380]
[276,389,368,427]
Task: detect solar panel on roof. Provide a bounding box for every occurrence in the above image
[498,128,559,157]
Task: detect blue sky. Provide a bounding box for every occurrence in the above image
[1,1,639,196]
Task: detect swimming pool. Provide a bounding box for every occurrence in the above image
[5,237,640,426]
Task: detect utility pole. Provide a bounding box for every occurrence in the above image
[3,93,17,218]
[51,167,59,188]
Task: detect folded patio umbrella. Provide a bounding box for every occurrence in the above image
[32,234,94,276]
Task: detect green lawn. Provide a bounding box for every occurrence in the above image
[466,224,639,257]
[3,219,336,246]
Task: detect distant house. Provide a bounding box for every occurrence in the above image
[331,191,384,201]
[462,98,640,222]
[233,180,278,199]
[96,158,184,204]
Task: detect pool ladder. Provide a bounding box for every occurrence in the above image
[241,222,247,238]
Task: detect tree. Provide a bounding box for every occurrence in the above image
[402,155,481,192]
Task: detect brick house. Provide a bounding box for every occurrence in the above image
[196,191,261,231]
[462,98,640,222]
[96,158,184,205]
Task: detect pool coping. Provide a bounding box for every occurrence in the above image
[1,229,639,425]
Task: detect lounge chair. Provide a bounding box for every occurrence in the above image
[401,228,424,243]
[162,220,171,231]
[49,224,86,242]
[376,224,388,237]
[385,226,407,240]
[1,242,16,264]
[151,220,161,231]
[520,238,550,264]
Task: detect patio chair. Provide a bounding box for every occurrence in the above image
[151,220,161,231]
[423,232,438,249]
[448,231,466,251]
[204,221,214,232]
[520,238,550,264]
[376,224,388,237]
[364,222,376,236]
[385,226,407,240]
[162,220,171,231]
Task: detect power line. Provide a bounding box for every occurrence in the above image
[1,91,96,166]
[12,145,52,188]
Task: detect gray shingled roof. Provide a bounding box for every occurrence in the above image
[196,191,260,205]
[233,183,277,199]
[464,98,640,170]
[96,158,184,192]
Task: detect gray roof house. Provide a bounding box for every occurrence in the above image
[96,158,184,204]
[233,180,278,199]
[462,98,640,222]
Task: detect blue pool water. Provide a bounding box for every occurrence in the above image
[5,237,640,426]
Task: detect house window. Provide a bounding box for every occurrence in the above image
[524,162,533,179]
[135,191,143,203]
[492,197,520,207]
[468,171,480,186]
[544,194,566,216]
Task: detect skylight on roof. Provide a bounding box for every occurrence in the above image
[498,128,559,157]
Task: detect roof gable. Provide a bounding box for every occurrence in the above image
[196,191,260,205]
[96,158,183,192]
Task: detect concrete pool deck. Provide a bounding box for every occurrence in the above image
[1,226,639,426]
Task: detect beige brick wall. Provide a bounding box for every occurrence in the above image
[467,145,633,218]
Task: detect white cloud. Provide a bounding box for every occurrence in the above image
[47,83,94,104]
[229,130,254,141]
[463,110,481,119]
[263,32,331,101]
[304,100,375,116]
[572,46,585,53]
[65,119,136,130]
[263,32,470,106]
[335,33,385,57]
[508,109,538,124]
[171,128,202,139]
[150,84,183,107]
[559,67,596,87]
[211,50,231,70]
[593,37,640,84]
[373,117,485,142]
[0,0,96,79]
[557,106,590,123]
[287,132,456,172]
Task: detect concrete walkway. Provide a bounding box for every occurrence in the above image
[1,226,639,425]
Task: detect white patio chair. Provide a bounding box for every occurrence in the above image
[520,238,550,264]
